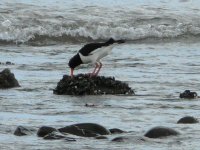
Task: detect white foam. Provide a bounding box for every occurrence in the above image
[0,4,200,43]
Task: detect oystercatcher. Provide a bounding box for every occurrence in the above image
[68,38,125,77]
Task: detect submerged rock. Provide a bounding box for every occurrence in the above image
[14,126,35,136]
[177,116,199,124]
[0,61,15,65]
[179,90,198,99]
[95,135,108,139]
[0,68,20,88]
[111,136,129,142]
[53,74,134,95]
[144,126,179,138]
[5,61,14,65]
[58,123,111,137]
[43,131,76,141]
[109,128,126,134]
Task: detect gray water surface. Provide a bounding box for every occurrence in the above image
[1,0,200,149]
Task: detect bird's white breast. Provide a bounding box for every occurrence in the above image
[79,44,117,64]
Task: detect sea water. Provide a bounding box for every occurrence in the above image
[0,0,200,149]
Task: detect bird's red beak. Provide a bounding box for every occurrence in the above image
[70,68,74,77]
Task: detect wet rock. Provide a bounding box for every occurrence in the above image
[58,123,111,137]
[112,136,129,142]
[0,61,14,65]
[0,68,20,88]
[59,125,97,137]
[53,74,134,95]
[6,61,14,65]
[177,116,199,124]
[144,126,179,138]
[95,135,108,139]
[37,126,57,137]
[179,90,198,99]
[85,103,97,107]
[109,128,126,134]
[14,126,35,136]
[43,131,66,140]
[43,131,76,141]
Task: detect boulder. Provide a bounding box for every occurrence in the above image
[0,68,20,88]
[144,126,179,138]
[177,116,199,124]
[58,123,111,137]
[37,126,57,137]
[53,74,134,95]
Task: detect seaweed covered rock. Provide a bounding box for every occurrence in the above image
[53,74,134,95]
[0,68,20,88]
[179,90,198,99]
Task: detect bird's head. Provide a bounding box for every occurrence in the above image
[68,54,82,76]
[106,38,125,44]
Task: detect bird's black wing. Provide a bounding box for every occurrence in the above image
[79,43,107,56]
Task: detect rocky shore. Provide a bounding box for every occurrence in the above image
[13,116,199,142]
[1,68,199,144]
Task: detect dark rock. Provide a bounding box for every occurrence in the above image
[43,131,76,141]
[43,131,65,140]
[144,126,179,138]
[6,61,14,65]
[14,126,35,136]
[112,136,129,142]
[53,74,134,95]
[85,103,97,107]
[58,123,111,137]
[0,68,20,88]
[59,125,97,137]
[0,61,14,65]
[177,116,199,124]
[6,61,11,65]
[109,128,126,134]
[37,126,57,137]
[95,135,108,139]
[180,90,198,99]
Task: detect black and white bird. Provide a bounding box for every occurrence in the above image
[68,38,125,77]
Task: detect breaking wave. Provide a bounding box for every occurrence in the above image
[0,4,200,45]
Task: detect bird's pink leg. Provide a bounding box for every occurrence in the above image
[94,62,102,76]
[90,63,99,77]
[70,68,74,77]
